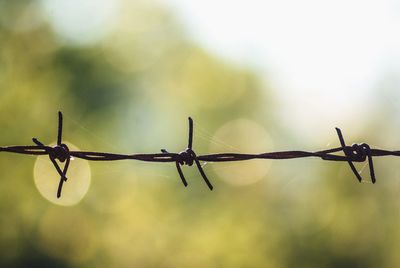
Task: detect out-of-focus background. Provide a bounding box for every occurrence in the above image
[1,0,400,267]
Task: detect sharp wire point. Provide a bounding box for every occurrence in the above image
[32,138,44,146]
[57,111,63,146]
[188,117,193,150]
[175,162,188,187]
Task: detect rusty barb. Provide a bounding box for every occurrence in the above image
[1,112,399,198]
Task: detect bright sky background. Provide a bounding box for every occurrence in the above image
[160,0,400,136]
[41,0,400,137]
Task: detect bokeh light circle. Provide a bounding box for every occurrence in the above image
[209,118,273,186]
[33,142,91,206]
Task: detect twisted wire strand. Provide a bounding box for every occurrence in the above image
[1,112,398,198]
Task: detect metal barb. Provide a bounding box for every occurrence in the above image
[335,128,376,184]
[162,117,213,190]
[31,112,71,198]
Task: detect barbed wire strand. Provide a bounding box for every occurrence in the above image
[1,111,399,198]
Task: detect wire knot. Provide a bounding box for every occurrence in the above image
[345,143,371,162]
[177,148,195,166]
[49,144,70,162]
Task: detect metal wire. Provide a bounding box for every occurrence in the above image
[1,111,398,198]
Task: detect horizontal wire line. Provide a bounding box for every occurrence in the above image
[0,112,397,197]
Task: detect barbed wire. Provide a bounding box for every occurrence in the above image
[1,112,398,198]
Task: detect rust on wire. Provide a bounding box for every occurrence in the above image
[0,112,398,198]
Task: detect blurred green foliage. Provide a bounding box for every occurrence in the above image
[1,0,400,267]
